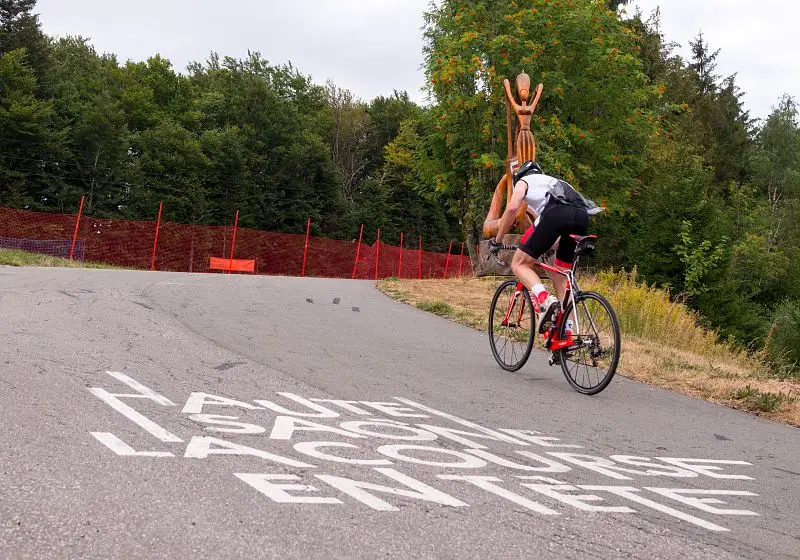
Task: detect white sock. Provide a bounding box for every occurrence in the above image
[531,284,548,305]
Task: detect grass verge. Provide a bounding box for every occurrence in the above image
[0,248,123,269]
[377,274,799,427]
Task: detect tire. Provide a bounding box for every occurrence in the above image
[557,291,620,395]
[489,280,535,372]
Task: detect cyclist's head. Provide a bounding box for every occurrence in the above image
[513,160,543,183]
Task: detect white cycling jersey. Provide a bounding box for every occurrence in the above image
[518,173,560,226]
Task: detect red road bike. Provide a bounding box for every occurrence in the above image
[487,234,621,395]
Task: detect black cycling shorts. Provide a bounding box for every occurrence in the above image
[519,203,589,265]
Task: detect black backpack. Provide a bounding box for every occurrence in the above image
[515,160,603,216]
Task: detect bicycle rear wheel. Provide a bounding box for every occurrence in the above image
[489,280,535,371]
[558,291,620,395]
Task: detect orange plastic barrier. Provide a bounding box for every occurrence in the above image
[0,206,470,279]
[209,257,256,274]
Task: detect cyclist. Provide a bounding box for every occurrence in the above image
[488,161,602,333]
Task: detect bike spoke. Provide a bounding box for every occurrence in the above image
[560,293,620,394]
[489,281,534,372]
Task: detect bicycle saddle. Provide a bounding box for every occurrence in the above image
[571,234,598,256]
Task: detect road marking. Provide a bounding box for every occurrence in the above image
[89,388,183,442]
[339,420,437,441]
[579,486,731,532]
[235,474,342,504]
[645,488,759,516]
[105,372,175,406]
[184,436,315,467]
[376,445,488,468]
[88,371,181,442]
[315,468,469,511]
[655,458,754,480]
[255,393,340,418]
[522,483,636,513]
[394,398,529,446]
[87,374,764,531]
[90,432,174,457]
[294,442,393,466]
[440,475,559,515]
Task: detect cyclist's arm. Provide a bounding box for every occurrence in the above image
[493,181,528,243]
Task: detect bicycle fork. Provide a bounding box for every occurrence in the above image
[501,282,527,328]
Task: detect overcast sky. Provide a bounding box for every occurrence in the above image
[35,0,795,122]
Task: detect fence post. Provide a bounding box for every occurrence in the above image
[418,235,422,280]
[351,223,364,279]
[150,201,163,271]
[458,241,465,277]
[301,217,311,277]
[374,228,381,280]
[444,240,453,279]
[69,195,85,261]
[397,232,404,278]
[228,210,239,274]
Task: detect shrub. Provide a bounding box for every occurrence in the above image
[765,299,800,378]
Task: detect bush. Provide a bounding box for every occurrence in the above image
[585,268,727,356]
[765,299,800,378]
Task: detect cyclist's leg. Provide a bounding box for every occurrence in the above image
[510,248,538,291]
[510,225,539,293]
[516,213,565,337]
[514,217,561,305]
[553,208,589,329]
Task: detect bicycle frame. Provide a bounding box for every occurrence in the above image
[489,234,619,393]
[533,260,580,351]
[498,250,587,352]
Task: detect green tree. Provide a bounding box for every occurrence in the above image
[323,81,370,203]
[765,299,800,377]
[0,0,50,85]
[199,126,248,224]
[48,37,130,215]
[187,52,346,234]
[126,121,210,223]
[0,49,68,209]
[751,95,800,245]
[364,91,423,173]
[421,0,659,261]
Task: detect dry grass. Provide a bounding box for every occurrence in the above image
[0,249,123,269]
[378,274,799,427]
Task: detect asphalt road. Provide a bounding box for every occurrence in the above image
[1,267,798,560]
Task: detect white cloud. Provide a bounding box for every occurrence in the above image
[34,0,797,119]
[35,0,432,103]
[630,0,799,120]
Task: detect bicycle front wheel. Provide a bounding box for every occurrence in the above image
[558,291,620,395]
[489,280,535,372]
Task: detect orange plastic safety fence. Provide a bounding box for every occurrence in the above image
[0,206,472,279]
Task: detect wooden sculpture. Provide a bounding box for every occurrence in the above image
[482,73,544,238]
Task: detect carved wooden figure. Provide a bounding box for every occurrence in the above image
[482,73,544,238]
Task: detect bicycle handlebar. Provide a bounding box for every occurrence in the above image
[489,244,554,267]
